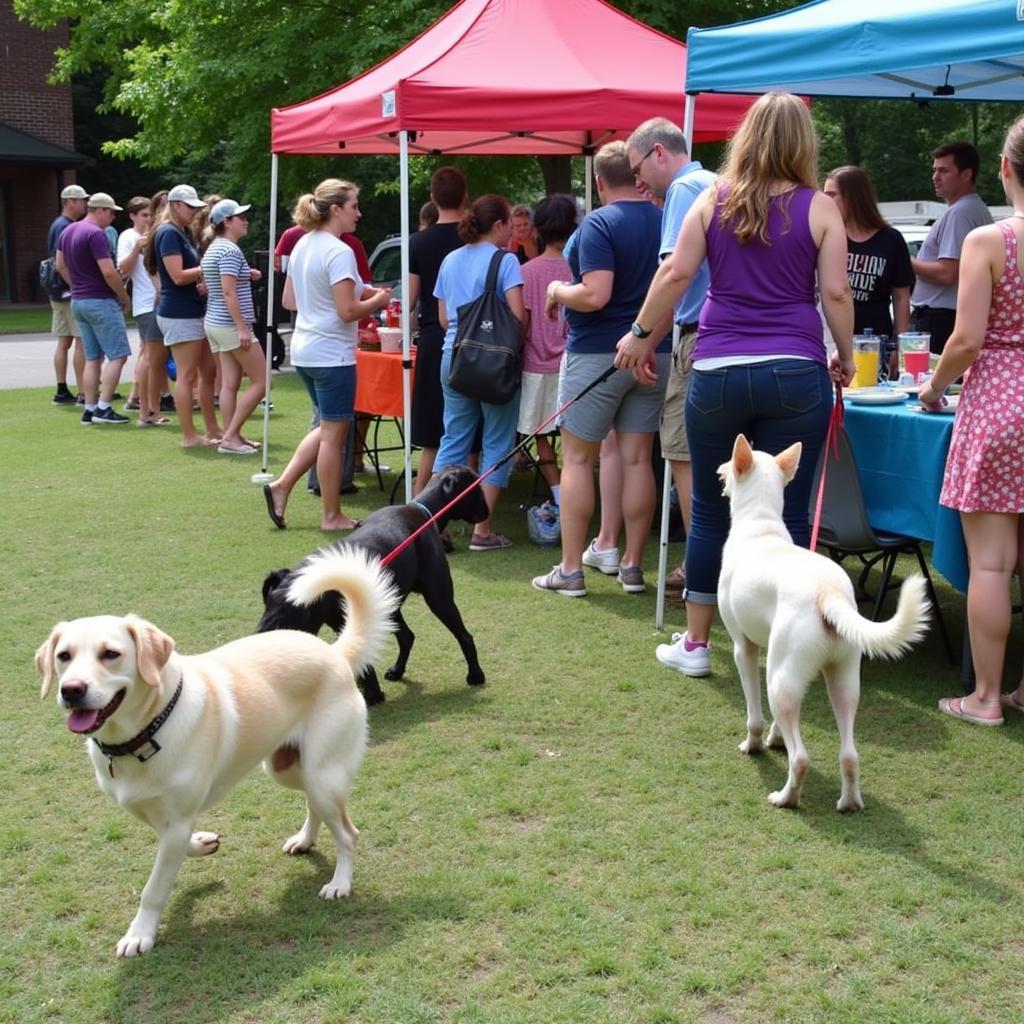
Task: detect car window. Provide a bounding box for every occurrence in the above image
[371,244,401,286]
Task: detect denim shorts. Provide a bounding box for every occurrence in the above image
[295,363,356,422]
[157,316,205,346]
[71,298,131,362]
[135,310,164,343]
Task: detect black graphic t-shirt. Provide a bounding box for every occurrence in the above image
[846,225,915,337]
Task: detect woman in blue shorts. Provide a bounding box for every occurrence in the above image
[262,179,391,532]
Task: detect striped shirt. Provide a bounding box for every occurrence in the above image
[201,237,254,327]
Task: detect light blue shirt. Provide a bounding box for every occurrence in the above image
[662,160,716,326]
[434,243,524,352]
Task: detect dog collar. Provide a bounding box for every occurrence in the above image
[93,674,183,776]
[409,500,437,528]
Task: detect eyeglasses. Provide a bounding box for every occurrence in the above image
[630,146,656,179]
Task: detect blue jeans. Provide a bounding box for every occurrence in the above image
[72,298,130,361]
[684,359,832,603]
[435,348,521,488]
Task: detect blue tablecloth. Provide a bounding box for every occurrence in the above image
[842,399,968,592]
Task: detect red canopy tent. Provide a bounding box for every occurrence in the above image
[260,0,750,500]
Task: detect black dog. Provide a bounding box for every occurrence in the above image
[258,465,489,705]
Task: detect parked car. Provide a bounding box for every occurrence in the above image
[368,234,402,293]
[881,201,1011,257]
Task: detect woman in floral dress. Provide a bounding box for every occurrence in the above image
[920,113,1024,726]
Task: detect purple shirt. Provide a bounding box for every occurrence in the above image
[58,219,118,301]
[697,185,824,364]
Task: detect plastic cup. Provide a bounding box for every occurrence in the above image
[898,332,931,383]
[852,335,880,388]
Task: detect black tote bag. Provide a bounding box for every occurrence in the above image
[447,249,523,406]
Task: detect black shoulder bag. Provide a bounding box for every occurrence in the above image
[448,249,523,406]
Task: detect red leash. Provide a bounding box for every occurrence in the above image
[808,381,844,552]
[379,365,617,567]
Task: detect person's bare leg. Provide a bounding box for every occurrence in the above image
[72,338,85,392]
[217,353,241,435]
[535,434,561,493]
[413,447,438,497]
[557,429,600,573]
[267,429,322,521]
[143,342,167,422]
[670,458,692,534]
[318,419,359,531]
[618,430,656,570]
[593,430,623,552]
[171,340,208,446]
[221,346,266,449]
[197,343,221,441]
[53,335,72,386]
[683,600,716,646]
[99,356,127,404]
[133,343,150,416]
[471,482,506,540]
[82,357,102,406]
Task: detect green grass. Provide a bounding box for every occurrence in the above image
[0,306,52,334]
[2,376,1023,1024]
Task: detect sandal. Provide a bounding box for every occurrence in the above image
[262,484,286,530]
[938,696,1004,727]
[1001,691,1024,715]
[468,532,512,552]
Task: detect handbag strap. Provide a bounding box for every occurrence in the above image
[483,248,506,296]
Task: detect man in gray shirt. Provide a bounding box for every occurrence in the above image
[910,141,992,354]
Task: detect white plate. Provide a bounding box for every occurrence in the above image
[845,390,909,406]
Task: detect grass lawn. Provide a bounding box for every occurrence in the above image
[2,375,1022,1024]
[0,305,52,334]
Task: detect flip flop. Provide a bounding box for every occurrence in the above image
[321,519,363,533]
[262,484,286,530]
[938,696,1004,727]
[1001,691,1024,715]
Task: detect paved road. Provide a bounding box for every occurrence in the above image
[1,330,141,390]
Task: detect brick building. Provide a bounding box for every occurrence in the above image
[0,0,84,302]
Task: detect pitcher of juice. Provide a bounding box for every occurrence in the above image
[852,332,880,388]
[898,332,931,383]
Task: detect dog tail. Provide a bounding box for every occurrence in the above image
[820,574,930,661]
[286,546,401,674]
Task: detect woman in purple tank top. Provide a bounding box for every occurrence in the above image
[615,92,855,678]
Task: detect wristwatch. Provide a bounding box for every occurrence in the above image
[630,321,652,339]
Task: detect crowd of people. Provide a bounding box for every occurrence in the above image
[44,94,1024,721]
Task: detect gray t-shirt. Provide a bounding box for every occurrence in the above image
[911,192,992,309]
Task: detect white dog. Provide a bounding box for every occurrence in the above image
[35,547,399,957]
[717,435,929,812]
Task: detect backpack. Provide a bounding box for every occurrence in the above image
[39,257,68,301]
[447,249,523,406]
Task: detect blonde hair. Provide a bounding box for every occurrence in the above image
[292,179,358,230]
[593,141,634,189]
[714,92,818,245]
[1004,113,1024,184]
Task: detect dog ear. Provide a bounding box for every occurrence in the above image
[774,442,802,483]
[732,434,755,477]
[262,569,291,605]
[35,622,67,699]
[124,615,176,688]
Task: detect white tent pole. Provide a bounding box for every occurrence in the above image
[252,151,279,486]
[682,93,696,152]
[399,130,413,502]
[655,321,681,631]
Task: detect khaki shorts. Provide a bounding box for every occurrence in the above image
[50,299,80,339]
[517,369,561,434]
[205,322,244,354]
[659,327,697,462]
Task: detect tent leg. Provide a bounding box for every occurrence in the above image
[400,131,414,503]
[682,93,696,152]
[654,321,682,631]
[252,151,279,485]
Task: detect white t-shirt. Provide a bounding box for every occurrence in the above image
[287,229,364,367]
[117,228,157,316]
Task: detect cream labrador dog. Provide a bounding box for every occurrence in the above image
[717,435,929,812]
[35,547,399,958]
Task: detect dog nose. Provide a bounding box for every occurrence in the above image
[59,679,88,705]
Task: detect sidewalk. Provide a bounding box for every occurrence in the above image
[1,329,140,390]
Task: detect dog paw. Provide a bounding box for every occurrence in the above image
[767,789,800,809]
[836,792,865,813]
[282,833,315,855]
[384,666,404,682]
[318,882,351,900]
[739,736,764,755]
[116,930,155,958]
[188,831,221,856]
[466,669,486,687]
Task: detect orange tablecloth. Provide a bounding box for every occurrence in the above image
[355,348,416,417]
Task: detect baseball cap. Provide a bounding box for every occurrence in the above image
[167,184,206,208]
[60,184,88,200]
[210,198,252,226]
[87,192,124,211]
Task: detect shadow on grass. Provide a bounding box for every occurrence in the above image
[369,676,494,744]
[747,748,1015,905]
[107,865,462,1023]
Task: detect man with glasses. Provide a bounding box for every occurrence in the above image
[622,117,716,598]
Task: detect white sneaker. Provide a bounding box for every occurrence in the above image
[655,632,712,677]
[581,539,620,575]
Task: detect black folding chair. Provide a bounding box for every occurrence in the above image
[809,426,955,664]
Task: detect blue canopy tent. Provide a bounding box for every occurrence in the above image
[684,0,1024,101]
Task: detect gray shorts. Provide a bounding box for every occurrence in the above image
[157,315,205,346]
[659,327,697,462]
[135,310,164,344]
[557,349,669,442]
